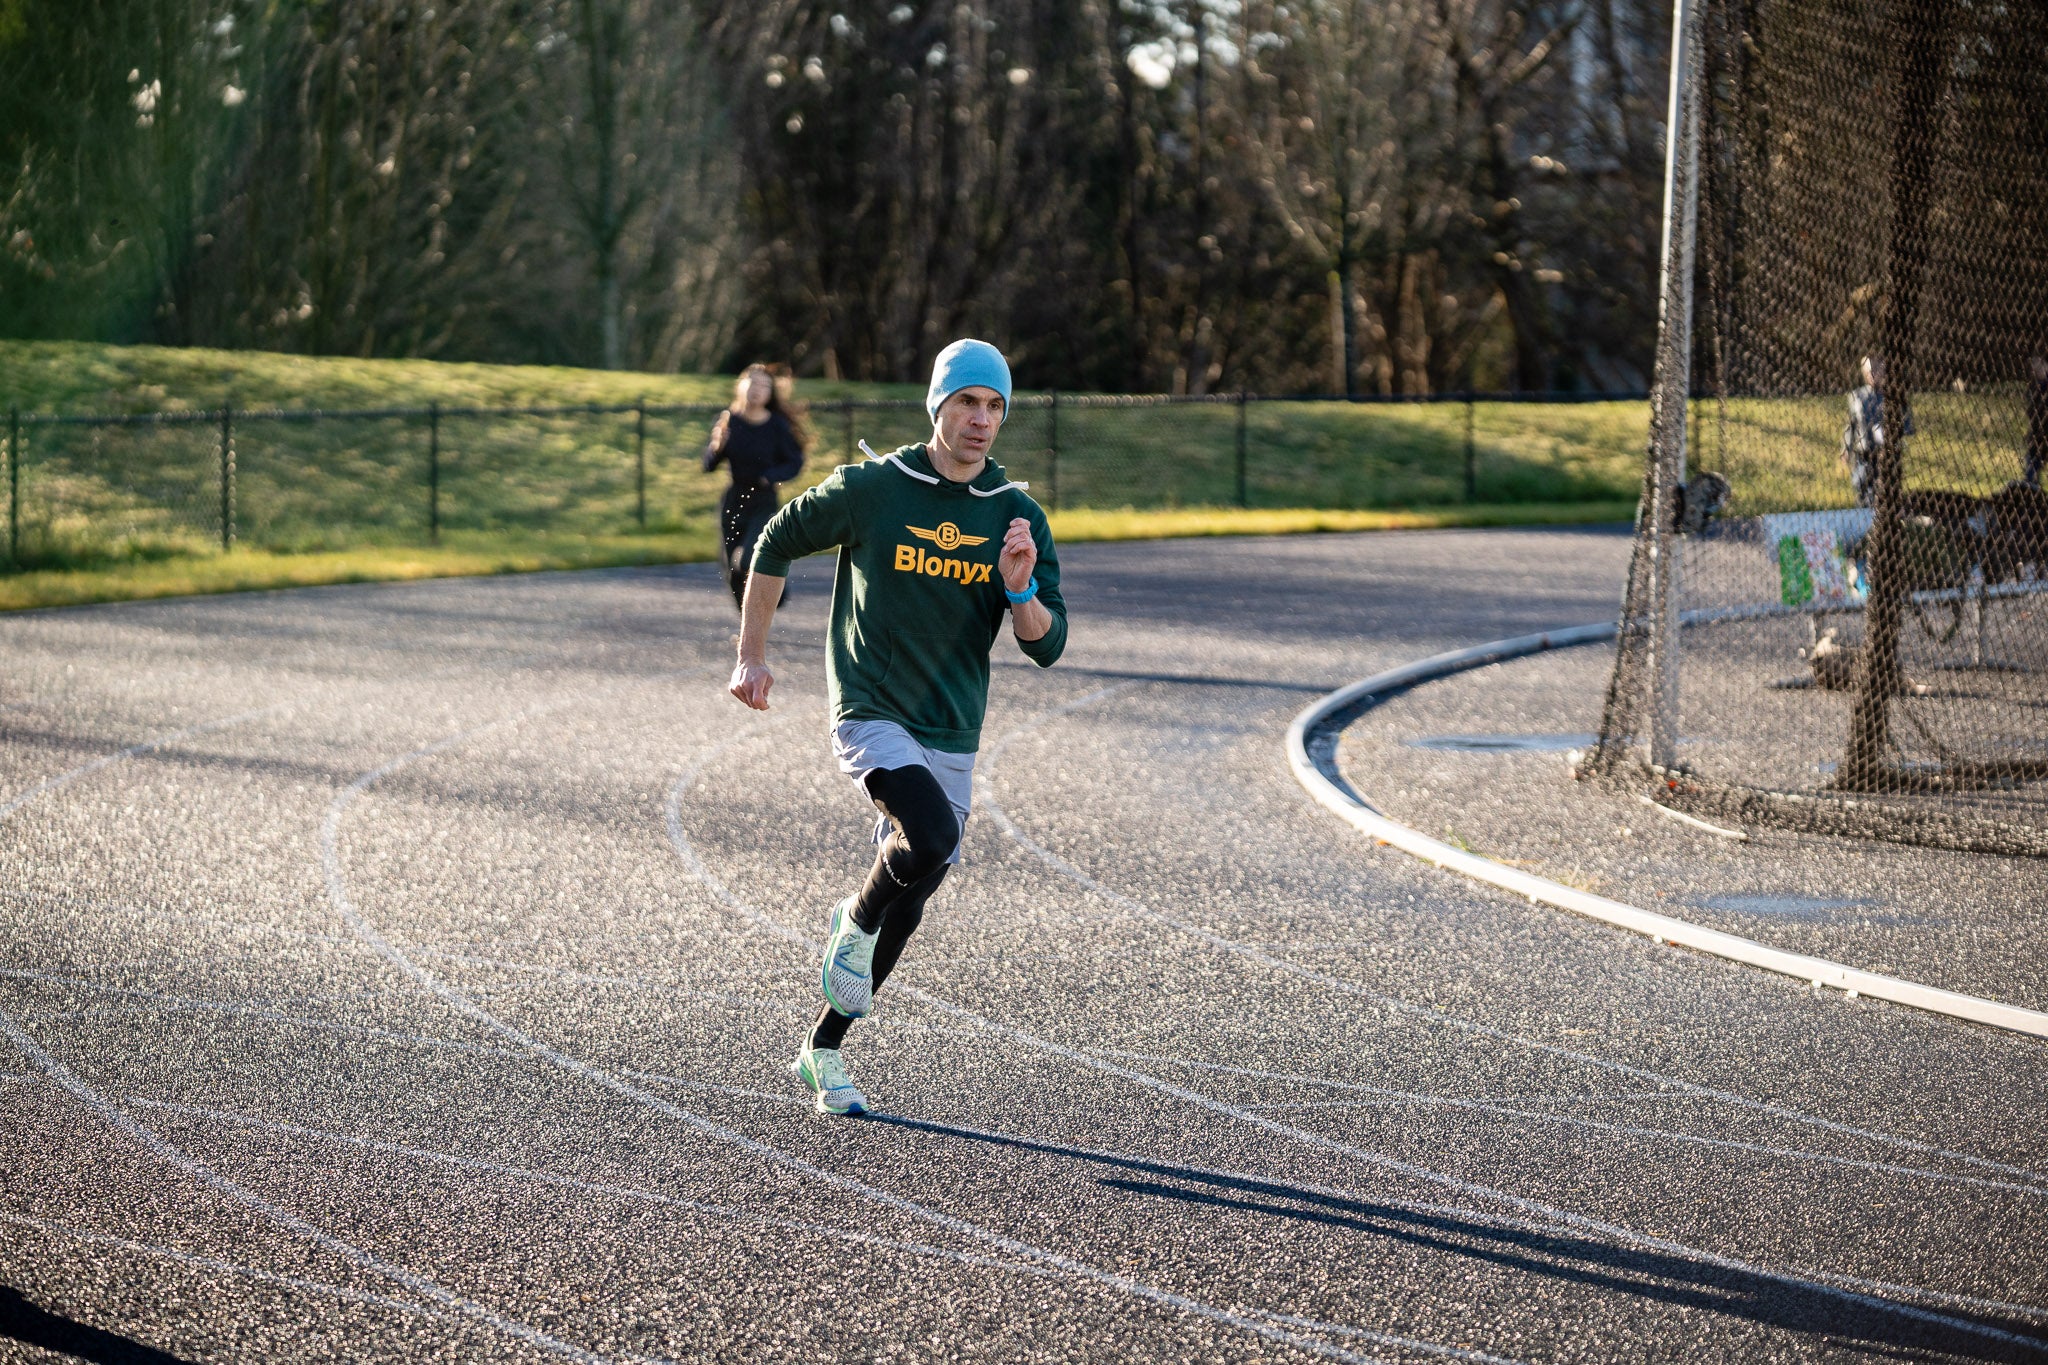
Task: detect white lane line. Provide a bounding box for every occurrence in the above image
[409,947,798,1013]
[0,972,806,1109]
[659,730,2048,1359]
[0,964,403,1004]
[0,701,295,823]
[1077,1048,2048,1200]
[0,968,428,1028]
[978,686,2048,1189]
[0,1004,626,1365]
[0,965,856,1105]
[0,895,364,950]
[1239,1092,1714,1112]
[865,1112,2048,1328]
[2,1209,457,1326]
[129,1095,1054,1283]
[327,710,1503,1365]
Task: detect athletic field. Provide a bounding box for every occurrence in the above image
[3,528,2043,1363]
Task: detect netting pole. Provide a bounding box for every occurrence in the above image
[6,407,18,567]
[218,403,236,551]
[428,402,441,544]
[1463,394,1477,501]
[634,400,648,531]
[1644,0,1702,770]
[1236,391,1249,508]
[1842,2,1953,791]
[1047,390,1060,513]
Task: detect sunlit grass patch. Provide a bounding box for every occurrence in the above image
[0,529,719,612]
[1047,501,1637,542]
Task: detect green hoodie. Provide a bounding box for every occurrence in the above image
[751,443,1068,753]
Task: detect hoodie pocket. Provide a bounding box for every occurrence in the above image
[876,630,979,735]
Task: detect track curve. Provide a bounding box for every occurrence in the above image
[2,532,2045,1364]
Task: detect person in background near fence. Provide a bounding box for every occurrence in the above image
[2023,353,2048,490]
[704,363,807,609]
[726,338,1067,1117]
[1841,354,1911,508]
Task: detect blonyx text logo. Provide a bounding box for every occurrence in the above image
[907,522,988,552]
[895,539,995,584]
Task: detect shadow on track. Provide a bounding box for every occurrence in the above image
[0,1285,198,1365]
[872,1115,2048,1364]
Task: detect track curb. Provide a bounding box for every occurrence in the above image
[1285,623,2048,1040]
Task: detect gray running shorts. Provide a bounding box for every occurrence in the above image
[831,718,976,865]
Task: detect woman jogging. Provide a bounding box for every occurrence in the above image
[726,339,1068,1117]
[704,364,807,609]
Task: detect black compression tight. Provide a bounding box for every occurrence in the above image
[809,765,959,1052]
[852,765,960,932]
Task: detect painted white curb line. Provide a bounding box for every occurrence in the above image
[1286,624,2048,1040]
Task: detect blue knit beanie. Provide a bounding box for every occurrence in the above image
[926,339,1013,423]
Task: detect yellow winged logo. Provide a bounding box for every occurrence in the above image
[906,522,987,553]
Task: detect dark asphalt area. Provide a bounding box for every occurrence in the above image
[2,526,2044,1364]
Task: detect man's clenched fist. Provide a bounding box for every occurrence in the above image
[729,660,774,710]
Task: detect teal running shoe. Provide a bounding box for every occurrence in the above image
[820,897,879,1018]
[791,1044,868,1116]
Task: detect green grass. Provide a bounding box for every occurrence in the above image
[0,531,718,612]
[0,341,1657,610]
[1690,391,2038,512]
[0,339,924,413]
[1047,501,1636,543]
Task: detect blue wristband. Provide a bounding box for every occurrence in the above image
[1004,579,1038,605]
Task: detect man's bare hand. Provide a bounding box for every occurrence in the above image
[729,660,774,710]
[999,517,1037,593]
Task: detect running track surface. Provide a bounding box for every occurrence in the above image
[2,528,2044,1365]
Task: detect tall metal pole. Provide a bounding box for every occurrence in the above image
[6,405,18,564]
[1235,391,1249,508]
[1645,0,1702,770]
[1463,394,1477,501]
[634,400,647,531]
[6,407,18,566]
[219,403,236,551]
[1047,390,1061,513]
[428,402,442,544]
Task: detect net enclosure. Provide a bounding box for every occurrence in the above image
[1590,0,2048,857]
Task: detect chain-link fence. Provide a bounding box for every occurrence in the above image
[1,390,1647,569]
[1591,0,2048,857]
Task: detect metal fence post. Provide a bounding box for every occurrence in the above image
[1646,0,1702,772]
[218,403,236,550]
[428,401,442,544]
[6,407,18,566]
[1047,390,1060,512]
[1235,391,1249,508]
[1463,394,1477,501]
[634,399,647,531]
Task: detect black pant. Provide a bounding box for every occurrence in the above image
[809,765,959,1052]
[719,482,782,610]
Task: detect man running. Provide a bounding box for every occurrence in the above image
[727,339,1068,1116]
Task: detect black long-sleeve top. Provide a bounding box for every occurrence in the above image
[703,411,804,489]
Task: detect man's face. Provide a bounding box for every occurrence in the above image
[934,386,1005,462]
